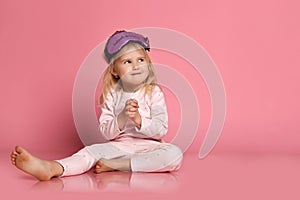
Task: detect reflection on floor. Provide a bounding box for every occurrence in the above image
[31,170,180,192]
[2,150,300,199]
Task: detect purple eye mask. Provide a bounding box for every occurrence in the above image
[104,31,150,62]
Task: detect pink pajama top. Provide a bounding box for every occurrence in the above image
[99,86,168,149]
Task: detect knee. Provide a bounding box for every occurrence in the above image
[164,144,183,169]
[169,144,183,159]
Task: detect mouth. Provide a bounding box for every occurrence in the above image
[130,72,142,76]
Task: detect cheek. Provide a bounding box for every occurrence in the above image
[141,64,149,71]
[119,67,130,77]
[145,66,150,75]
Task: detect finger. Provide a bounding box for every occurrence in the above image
[125,104,133,111]
[131,104,139,109]
[126,104,139,111]
[130,101,139,108]
[131,98,138,103]
[126,99,133,105]
[127,99,139,106]
[127,113,136,119]
[128,107,138,112]
[126,108,138,115]
[131,99,139,107]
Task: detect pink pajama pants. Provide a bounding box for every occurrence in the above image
[56,140,183,177]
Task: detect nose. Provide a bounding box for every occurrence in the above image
[132,61,139,70]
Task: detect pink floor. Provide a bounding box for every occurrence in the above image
[2,149,300,200]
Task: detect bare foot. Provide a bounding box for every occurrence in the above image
[94,158,131,174]
[94,159,116,173]
[10,146,63,181]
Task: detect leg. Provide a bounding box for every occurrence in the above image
[55,147,98,177]
[131,143,183,172]
[94,143,183,173]
[10,146,63,181]
[86,142,133,173]
[60,142,131,175]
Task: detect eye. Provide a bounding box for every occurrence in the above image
[138,58,144,63]
[124,60,131,64]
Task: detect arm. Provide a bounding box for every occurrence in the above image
[135,86,168,140]
[99,92,124,140]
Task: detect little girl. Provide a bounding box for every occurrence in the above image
[11,30,183,181]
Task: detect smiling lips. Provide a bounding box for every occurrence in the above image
[130,72,142,76]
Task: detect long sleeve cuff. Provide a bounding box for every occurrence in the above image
[135,116,167,140]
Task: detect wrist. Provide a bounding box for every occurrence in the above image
[134,115,141,128]
[117,110,128,130]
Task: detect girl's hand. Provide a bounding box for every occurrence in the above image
[124,98,141,127]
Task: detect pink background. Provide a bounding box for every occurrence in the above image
[1,0,300,199]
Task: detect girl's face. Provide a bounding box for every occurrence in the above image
[112,45,149,92]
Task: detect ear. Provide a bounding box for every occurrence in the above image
[110,67,119,79]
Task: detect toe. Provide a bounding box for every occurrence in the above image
[15,146,24,153]
[11,152,17,158]
[11,150,17,155]
[11,156,16,161]
[94,168,101,174]
[96,161,103,167]
[11,157,16,165]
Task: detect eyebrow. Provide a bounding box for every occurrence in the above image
[119,56,146,63]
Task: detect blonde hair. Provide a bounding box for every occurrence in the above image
[99,42,157,105]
